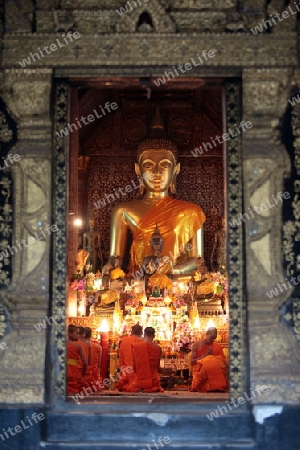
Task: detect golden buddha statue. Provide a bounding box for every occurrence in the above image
[142,223,173,275]
[82,219,102,272]
[210,217,226,272]
[109,111,206,275]
[193,256,214,297]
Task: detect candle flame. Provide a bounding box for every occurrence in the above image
[205,319,216,330]
[193,316,200,330]
[96,318,110,332]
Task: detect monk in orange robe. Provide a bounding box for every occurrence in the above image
[190,327,228,392]
[137,327,163,393]
[115,324,144,392]
[77,326,91,391]
[67,324,88,395]
[84,327,103,391]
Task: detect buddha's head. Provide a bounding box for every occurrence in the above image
[135,137,180,195]
[196,257,208,275]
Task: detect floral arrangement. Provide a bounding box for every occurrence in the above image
[174,334,194,353]
[174,319,194,353]
[211,272,227,293]
[69,269,102,292]
[69,270,86,291]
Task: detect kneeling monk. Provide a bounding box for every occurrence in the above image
[116,324,144,392]
[133,327,164,393]
[190,327,228,393]
[116,325,163,392]
[67,325,88,395]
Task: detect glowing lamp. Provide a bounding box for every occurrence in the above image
[141,294,148,306]
[78,302,85,317]
[193,316,200,330]
[205,318,216,331]
[96,319,110,380]
[164,295,172,306]
[73,217,83,227]
[94,278,102,290]
[97,318,110,332]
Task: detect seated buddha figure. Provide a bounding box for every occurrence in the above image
[142,223,172,275]
[108,119,206,275]
[193,257,214,297]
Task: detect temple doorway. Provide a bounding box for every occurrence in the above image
[63,77,231,399]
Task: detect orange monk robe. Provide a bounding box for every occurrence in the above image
[116,335,143,392]
[85,342,103,390]
[133,342,164,393]
[67,342,86,395]
[77,341,91,391]
[130,197,206,273]
[191,343,228,393]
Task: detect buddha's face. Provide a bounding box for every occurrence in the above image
[136,150,179,193]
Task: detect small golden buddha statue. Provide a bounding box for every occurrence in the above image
[193,257,214,297]
[82,219,102,272]
[210,217,226,272]
[142,223,172,275]
[108,110,206,275]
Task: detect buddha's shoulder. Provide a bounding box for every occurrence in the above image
[114,199,142,210]
[111,200,142,213]
[169,198,204,213]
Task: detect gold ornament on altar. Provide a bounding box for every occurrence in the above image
[149,273,172,291]
[110,267,125,280]
[99,289,119,306]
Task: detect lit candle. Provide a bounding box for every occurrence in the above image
[205,318,216,330]
[96,319,110,381]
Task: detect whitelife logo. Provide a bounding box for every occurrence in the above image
[18,32,81,67]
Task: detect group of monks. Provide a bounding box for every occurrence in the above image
[116,324,164,393]
[67,323,228,396]
[67,325,103,395]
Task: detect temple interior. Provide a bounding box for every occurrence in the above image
[67,78,229,396]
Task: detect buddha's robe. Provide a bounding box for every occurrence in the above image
[190,343,228,392]
[130,197,206,273]
[67,341,87,395]
[116,335,144,392]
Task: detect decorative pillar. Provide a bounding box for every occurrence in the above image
[0,68,53,403]
[242,68,300,403]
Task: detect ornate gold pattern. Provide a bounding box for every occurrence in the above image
[226,82,245,400]
[52,82,69,401]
